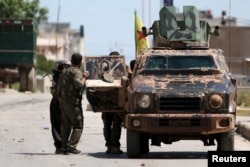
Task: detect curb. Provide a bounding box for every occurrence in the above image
[236,121,250,141]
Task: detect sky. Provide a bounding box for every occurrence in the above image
[40,0,250,63]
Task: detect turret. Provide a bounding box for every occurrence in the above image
[143,6,220,49]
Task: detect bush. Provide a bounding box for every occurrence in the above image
[11,82,20,91]
[37,54,55,75]
[237,91,250,107]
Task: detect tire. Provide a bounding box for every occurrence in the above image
[19,68,27,92]
[140,134,149,154]
[127,130,141,158]
[216,130,234,151]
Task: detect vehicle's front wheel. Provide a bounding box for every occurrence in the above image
[140,134,149,154]
[127,129,141,158]
[216,130,234,151]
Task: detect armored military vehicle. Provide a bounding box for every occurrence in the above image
[85,6,237,158]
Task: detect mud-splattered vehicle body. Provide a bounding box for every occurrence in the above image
[84,5,237,158]
[124,5,237,158]
[125,48,237,157]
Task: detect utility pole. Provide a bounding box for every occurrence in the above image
[149,0,151,26]
[56,0,61,60]
[141,0,145,23]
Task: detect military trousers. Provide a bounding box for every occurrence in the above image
[102,112,123,148]
[60,100,84,149]
[50,96,62,149]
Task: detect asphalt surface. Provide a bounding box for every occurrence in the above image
[1,88,250,141]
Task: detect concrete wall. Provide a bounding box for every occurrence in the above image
[36,75,52,93]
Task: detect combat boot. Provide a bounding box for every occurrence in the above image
[66,147,81,154]
[109,147,123,154]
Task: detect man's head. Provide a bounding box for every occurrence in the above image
[56,59,71,70]
[130,60,136,71]
[71,53,82,66]
[109,51,120,56]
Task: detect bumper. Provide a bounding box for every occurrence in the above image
[126,113,235,135]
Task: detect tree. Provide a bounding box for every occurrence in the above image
[37,54,55,75]
[0,0,48,23]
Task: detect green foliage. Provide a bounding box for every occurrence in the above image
[11,82,20,91]
[0,0,48,23]
[237,91,250,107]
[37,54,55,75]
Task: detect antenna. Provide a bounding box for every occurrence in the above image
[149,0,151,26]
[228,0,231,69]
[141,0,145,23]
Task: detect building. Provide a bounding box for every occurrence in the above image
[36,22,85,92]
[210,26,250,86]
[36,22,84,61]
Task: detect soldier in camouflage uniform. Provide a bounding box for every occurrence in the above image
[57,53,89,154]
[102,51,124,154]
[50,59,70,154]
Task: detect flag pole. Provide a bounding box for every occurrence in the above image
[134,10,138,59]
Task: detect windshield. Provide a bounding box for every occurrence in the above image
[142,55,221,75]
[145,55,216,69]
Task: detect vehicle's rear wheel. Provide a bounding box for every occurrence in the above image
[216,130,234,151]
[19,67,36,92]
[27,67,36,92]
[127,130,141,158]
[19,67,27,92]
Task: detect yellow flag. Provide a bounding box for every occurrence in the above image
[135,11,150,57]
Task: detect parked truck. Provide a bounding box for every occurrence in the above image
[0,19,37,92]
[84,5,237,158]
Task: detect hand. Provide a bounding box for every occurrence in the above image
[82,71,89,79]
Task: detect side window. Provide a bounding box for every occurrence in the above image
[218,55,230,74]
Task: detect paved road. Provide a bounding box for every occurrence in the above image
[0,91,250,167]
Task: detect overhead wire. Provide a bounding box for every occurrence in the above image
[228,0,231,69]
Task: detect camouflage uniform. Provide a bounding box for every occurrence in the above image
[58,66,85,151]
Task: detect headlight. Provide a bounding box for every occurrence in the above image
[209,94,223,108]
[229,102,235,113]
[138,94,151,108]
[132,119,141,127]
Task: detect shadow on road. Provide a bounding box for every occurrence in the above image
[15,151,208,159]
[14,153,57,156]
[88,151,208,159]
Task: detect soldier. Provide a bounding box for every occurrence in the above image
[50,59,70,154]
[57,53,89,154]
[128,60,135,79]
[102,51,124,154]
